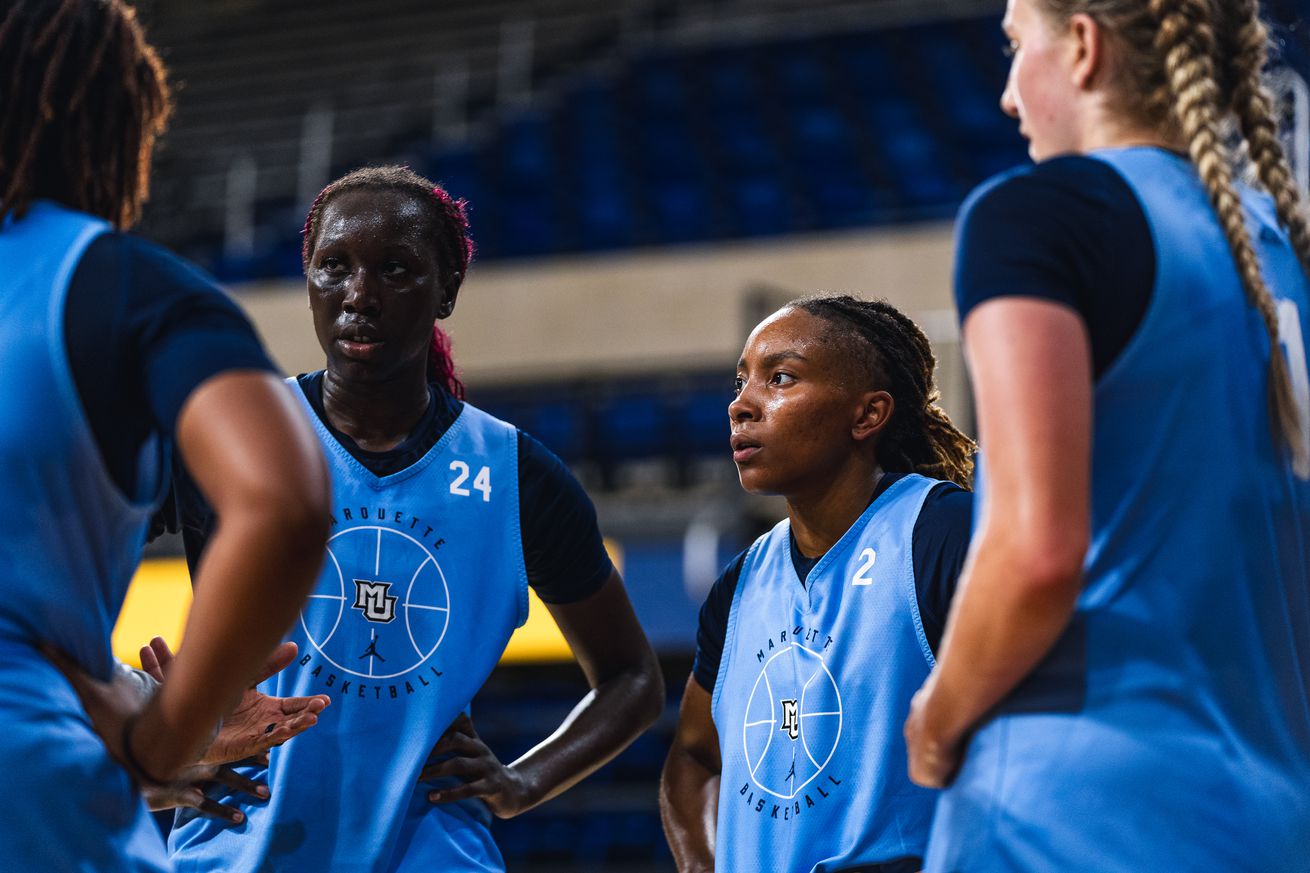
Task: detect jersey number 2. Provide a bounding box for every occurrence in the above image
[851,548,877,586]
[449,460,492,501]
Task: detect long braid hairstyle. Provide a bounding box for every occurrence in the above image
[791,295,975,488]
[1037,0,1310,468]
[301,165,474,399]
[0,0,172,229]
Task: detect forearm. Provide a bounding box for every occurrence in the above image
[660,747,719,873]
[921,534,1082,743]
[508,661,663,812]
[134,510,326,778]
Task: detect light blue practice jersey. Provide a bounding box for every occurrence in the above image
[713,474,943,872]
[170,393,529,872]
[927,147,1310,872]
[0,202,170,870]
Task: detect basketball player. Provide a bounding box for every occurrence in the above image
[904,1,1310,869]
[661,296,975,873]
[0,0,330,869]
[164,166,665,872]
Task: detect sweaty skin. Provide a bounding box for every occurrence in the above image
[303,186,665,819]
[661,306,892,871]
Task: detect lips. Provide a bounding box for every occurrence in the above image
[335,323,385,360]
[730,433,762,463]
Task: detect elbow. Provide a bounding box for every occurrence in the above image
[1006,534,1087,600]
[221,461,331,573]
[634,656,666,731]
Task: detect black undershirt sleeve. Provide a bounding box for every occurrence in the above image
[910,483,973,655]
[516,431,614,603]
[692,549,749,693]
[954,156,1157,378]
[65,232,275,497]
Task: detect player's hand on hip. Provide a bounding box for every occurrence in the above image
[422,713,532,818]
[44,644,152,776]
[142,758,271,825]
[904,683,965,789]
[140,636,331,766]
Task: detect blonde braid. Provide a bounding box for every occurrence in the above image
[1150,0,1305,467]
[1227,0,1310,275]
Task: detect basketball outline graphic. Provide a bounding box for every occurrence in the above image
[300,525,451,679]
[741,643,843,800]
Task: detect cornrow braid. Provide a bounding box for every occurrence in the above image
[0,0,172,229]
[791,294,975,488]
[1149,0,1305,468]
[301,165,474,399]
[1226,0,1310,276]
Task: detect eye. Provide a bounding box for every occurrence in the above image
[770,372,796,386]
[382,261,408,277]
[733,376,745,395]
[319,255,345,272]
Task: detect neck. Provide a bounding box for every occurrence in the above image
[785,458,885,559]
[1078,107,1182,155]
[321,365,431,452]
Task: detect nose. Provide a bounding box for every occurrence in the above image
[729,380,760,423]
[342,271,381,316]
[1000,71,1020,120]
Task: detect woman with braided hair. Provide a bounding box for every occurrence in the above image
[165,165,664,872]
[661,294,975,873]
[0,0,332,869]
[904,0,1310,870]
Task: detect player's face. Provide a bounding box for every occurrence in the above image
[307,189,450,383]
[730,308,872,497]
[1000,0,1081,161]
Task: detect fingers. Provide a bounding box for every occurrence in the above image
[254,642,299,685]
[148,637,174,675]
[40,644,87,689]
[430,731,483,759]
[419,743,497,783]
[208,766,270,801]
[143,784,245,825]
[139,644,162,683]
[196,795,246,825]
[278,694,330,717]
[428,779,495,804]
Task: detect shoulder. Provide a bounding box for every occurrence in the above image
[959,156,1141,231]
[917,480,973,532]
[516,428,572,481]
[955,157,1151,324]
[87,232,228,296]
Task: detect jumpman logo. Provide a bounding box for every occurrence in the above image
[359,631,385,662]
[784,759,796,784]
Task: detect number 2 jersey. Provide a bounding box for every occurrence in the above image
[170,385,566,872]
[710,473,964,873]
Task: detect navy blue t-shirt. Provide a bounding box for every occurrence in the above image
[954,155,1157,378]
[693,473,973,692]
[163,371,613,605]
[64,232,276,496]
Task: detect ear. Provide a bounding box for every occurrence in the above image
[1067,12,1104,90]
[852,390,894,442]
[436,273,462,320]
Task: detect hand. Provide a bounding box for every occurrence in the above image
[44,645,149,777]
[421,714,534,818]
[142,756,270,825]
[140,637,330,766]
[904,681,966,789]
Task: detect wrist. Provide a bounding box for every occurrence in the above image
[120,714,171,786]
[918,672,972,750]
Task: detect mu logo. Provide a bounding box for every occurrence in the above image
[780,698,800,740]
[353,579,398,623]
